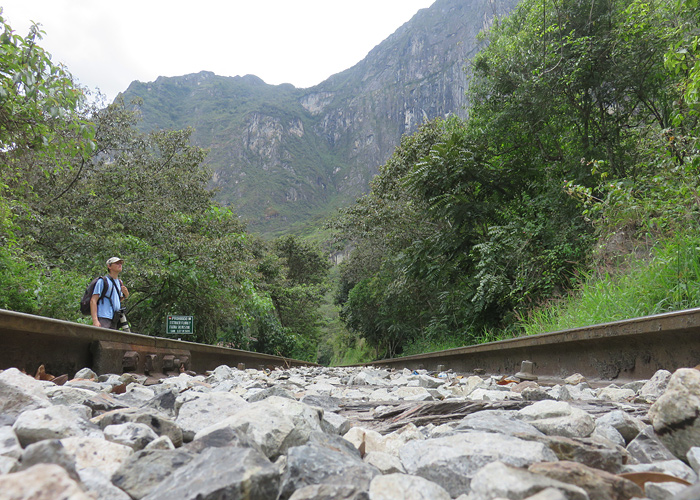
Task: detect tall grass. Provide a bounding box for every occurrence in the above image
[519,233,700,335]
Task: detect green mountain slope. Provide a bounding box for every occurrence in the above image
[121,0,518,236]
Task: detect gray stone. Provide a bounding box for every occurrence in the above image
[529,460,643,500]
[82,393,131,415]
[247,385,297,402]
[0,425,21,459]
[621,460,697,483]
[548,385,573,401]
[278,443,379,499]
[522,488,570,500]
[597,386,636,402]
[78,467,132,500]
[92,408,183,447]
[627,425,678,464]
[300,394,341,412]
[111,449,195,500]
[595,410,646,444]
[17,439,80,481]
[193,396,322,459]
[0,454,18,474]
[644,481,687,500]
[523,386,557,401]
[454,410,545,437]
[0,463,92,500]
[648,368,700,459]
[74,368,98,380]
[141,446,280,500]
[104,422,159,451]
[469,461,589,500]
[139,388,179,418]
[289,483,369,500]
[60,436,134,476]
[686,446,700,475]
[518,434,630,473]
[363,451,406,474]
[174,392,248,441]
[306,431,361,458]
[0,368,51,417]
[517,400,595,438]
[369,472,451,499]
[321,410,352,435]
[591,423,626,448]
[44,385,98,406]
[639,370,672,401]
[398,431,558,497]
[144,435,175,451]
[12,405,102,447]
[417,374,444,389]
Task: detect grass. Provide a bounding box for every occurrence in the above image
[387,232,700,358]
[517,233,700,336]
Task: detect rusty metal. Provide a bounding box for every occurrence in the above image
[366,308,700,382]
[0,309,315,377]
[3,307,700,381]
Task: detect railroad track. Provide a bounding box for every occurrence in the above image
[1,307,700,380]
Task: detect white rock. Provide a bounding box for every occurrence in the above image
[649,368,700,459]
[645,481,688,500]
[104,422,159,450]
[398,432,558,497]
[0,368,51,417]
[517,400,595,438]
[60,436,134,476]
[639,370,673,401]
[369,472,451,500]
[0,425,22,459]
[470,461,588,500]
[12,405,102,447]
[0,463,92,500]
[363,451,406,474]
[597,386,636,402]
[175,392,248,441]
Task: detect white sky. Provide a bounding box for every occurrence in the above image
[1,0,436,102]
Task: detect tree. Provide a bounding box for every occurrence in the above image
[0,12,94,244]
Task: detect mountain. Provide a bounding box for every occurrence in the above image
[120,0,518,236]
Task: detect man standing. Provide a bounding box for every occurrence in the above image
[90,257,130,330]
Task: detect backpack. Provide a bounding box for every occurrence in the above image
[80,276,109,315]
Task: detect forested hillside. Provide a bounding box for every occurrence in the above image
[0,14,329,361]
[329,0,700,359]
[121,0,518,236]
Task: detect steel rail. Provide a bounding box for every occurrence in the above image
[2,307,699,381]
[366,307,700,381]
[0,309,316,378]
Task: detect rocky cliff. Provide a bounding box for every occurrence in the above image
[121,0,519,235]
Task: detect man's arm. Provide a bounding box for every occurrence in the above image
[90,294,101,327]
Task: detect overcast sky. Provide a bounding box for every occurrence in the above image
[1,0,436,102]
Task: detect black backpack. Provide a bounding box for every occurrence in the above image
[80,276,109,315]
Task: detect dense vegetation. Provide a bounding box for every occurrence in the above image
[0,14,329,362]
[329,0,700,359]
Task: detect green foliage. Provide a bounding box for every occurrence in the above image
[0,20,325,360]
[520,233,700,334]
[0,13,95,246]
[330,0,700,358]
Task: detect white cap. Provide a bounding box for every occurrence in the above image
[106,257,124,266]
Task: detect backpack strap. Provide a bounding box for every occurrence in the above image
[97,276,110,305]
[107,276,122,300]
